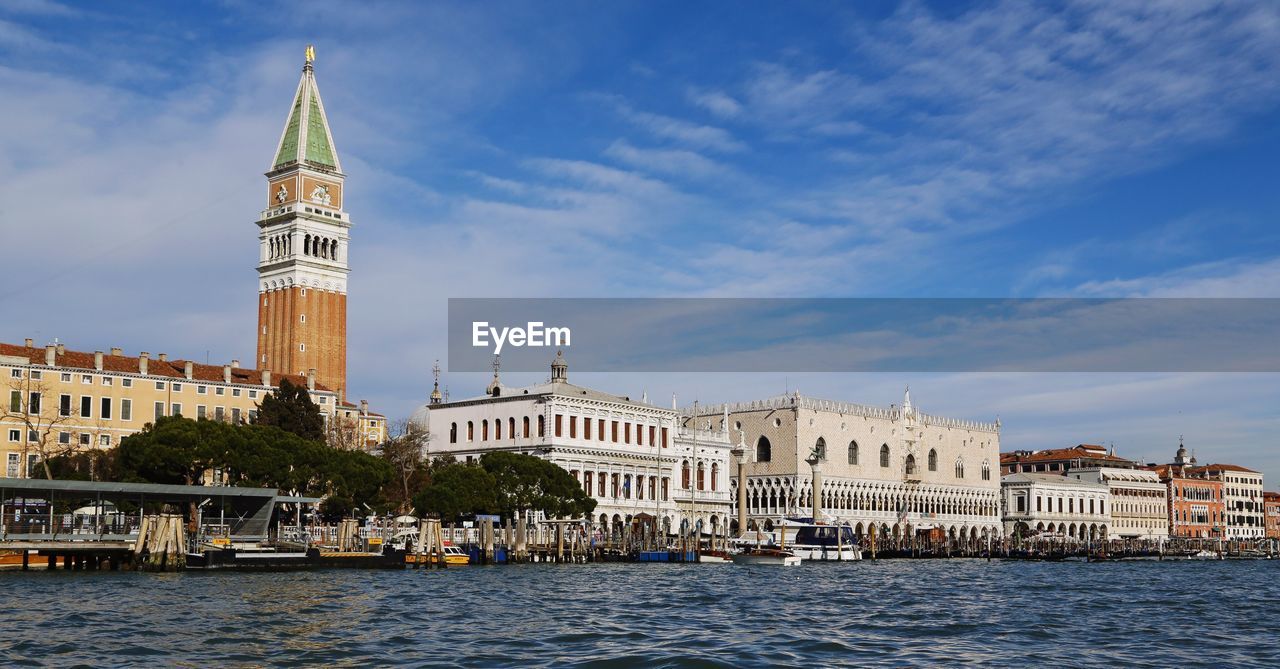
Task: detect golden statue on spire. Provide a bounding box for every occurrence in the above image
[305,44,315,64]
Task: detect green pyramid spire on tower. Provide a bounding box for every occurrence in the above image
[271,46,340,172]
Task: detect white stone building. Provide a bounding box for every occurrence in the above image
[1001,472,1110,541]
[1069,468,1169,541]
[688,389,1002,545]
[414,353,732,537]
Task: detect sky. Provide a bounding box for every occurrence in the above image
[1,1,1278,479]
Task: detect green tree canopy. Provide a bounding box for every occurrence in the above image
[253,378,324,441]
[413,463,496,523]
[480,451,597,521]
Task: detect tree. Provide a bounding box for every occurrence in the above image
[378,419,429,514]
[413,463,496,523]
[116,416,230,486]
[253,378,324,441]
[3,375,77,478]
[480,452,597,521]
[43,449,119,482]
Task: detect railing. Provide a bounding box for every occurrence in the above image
[1,513,141,540]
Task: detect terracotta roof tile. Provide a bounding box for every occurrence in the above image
[0,342,333,393]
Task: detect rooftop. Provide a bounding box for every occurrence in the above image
[1000,444,1134,465]
[0,341,332,393]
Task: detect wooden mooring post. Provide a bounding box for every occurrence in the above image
[133,513,187,572]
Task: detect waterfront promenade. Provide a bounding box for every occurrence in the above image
[2,560,1275,667]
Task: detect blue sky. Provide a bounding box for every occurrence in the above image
[1,1,1278,477]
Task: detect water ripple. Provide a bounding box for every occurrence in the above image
[2,561,1279,666]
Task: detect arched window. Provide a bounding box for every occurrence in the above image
[522,416,530,438]
[697,462,706,491]
[449,422,457,443]
[905,454,917,476]
[981,460,991,481]
[711,463,719,491]
[756,436,772,463]
[509,417,516,439]
[880,444,890,468]
[681,460,692,489]
[467,421,474,441]
[814,437,826,462]
[928,448,938,472]
[848,441,858,465]
[304,234,311,256]
[537,415,545,437]
[494,419,502,440]
[955,458,965,479]
[481,419,489,441]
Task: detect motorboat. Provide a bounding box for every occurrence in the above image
[778,519,862,561]
[698,549,733,564]
[732,547,801,566]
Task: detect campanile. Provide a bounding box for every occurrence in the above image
[256,46,349,398]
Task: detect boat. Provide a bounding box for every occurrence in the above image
[1188,549,1221,560]
[404,542,470,566]
[777,519,862,561]
[731,528,801,566]
[698,549,733,564]
[732,547,801,566]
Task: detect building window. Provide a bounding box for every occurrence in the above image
[981,460,991,481]
[61,373,71,383]
[649,425,656,446]
[198,385,207,395]
[79,433,90,446]
[482,419,489,440]
[232,388,241,397]
[661,427,669,448]
[27,391,41,415]
[81,375,92,384]
[523,416,530,438]
[955,459,965,479]
[611,421,618,443]
[6,453,17,477]
[300,314,306,323]
[538,416,545,437]
[172,383,182,392]
[756,436,772,463]
[58,431,71,445]
[905,454,917,476]
[122,378,132,388]
[711,463,719,492]
[449,423,457,443]
[171,403,182,417]
[59,394,72,417]
[101,377,112,386]
[682,461,691,489]
[80,395,92,418]
[814,437,826,461]
[467,421,474,441]
[554,415,562,438]
[121,399,132,421]
[198,405,207,420]
[232,408,241,424]
[215,406,225,422]
[216,387,224,396]
[880,444,890,468]
[100,397,112,420]
[928,449,938,472]
[584,417,592,440]
[155,381,165,391]
[7,429,18,443]
[153,401,165,420]
[848,441,858,465]
[568,416,575,439]
[9,390,19,413]
[299,343,306,352]
[697,462,705,491]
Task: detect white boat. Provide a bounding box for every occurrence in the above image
[698,549,733,564]
[1189,549,1221,560]
[732,547,801,566]
[780,521,862,561]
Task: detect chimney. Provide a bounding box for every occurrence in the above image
[223,364,232,384]
[94,351,104,371]
[158,353,168,362]
[24,338,33,348]
[184,361,193,380]
[110,347,123,356]
[306,368,316,391]
[261,369,272,388]
[44,344,56,366]
[139,352,149,375]
[231,359,240,369]
[56,343,65,355]
[360,399,369,415]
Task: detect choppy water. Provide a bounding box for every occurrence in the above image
[2,560,1277,667]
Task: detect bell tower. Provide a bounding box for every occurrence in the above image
[256,45,349,398]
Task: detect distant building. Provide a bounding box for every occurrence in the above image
[690,388,1002,545]
[1000,443,1137,476]
[1146,440,1225,539]
[1,340,384,478]
[1068,467,1168,541]
[1001,472,1110,541]
[417,353,733,537]
[1264,492,1280,541]
[1188,463,1266,540]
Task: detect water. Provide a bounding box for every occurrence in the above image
[2,560,1277,667]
